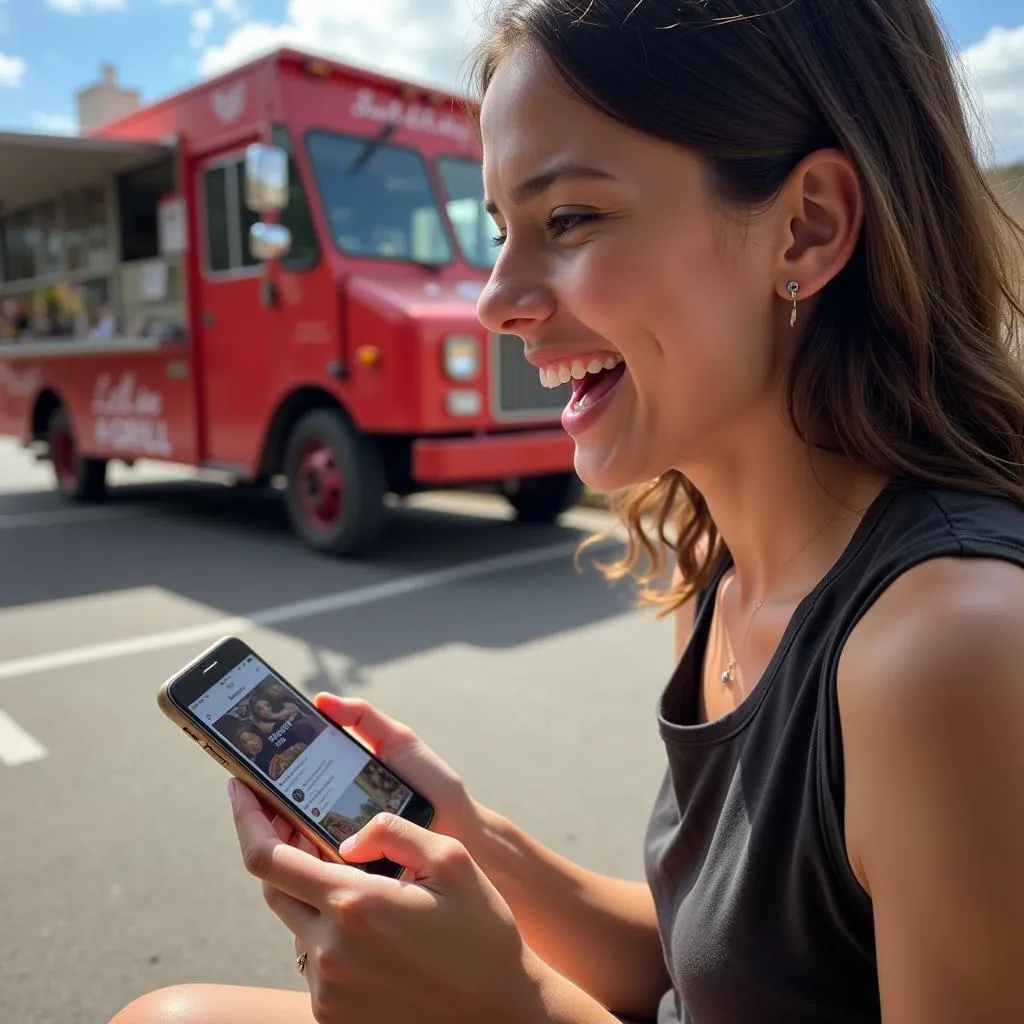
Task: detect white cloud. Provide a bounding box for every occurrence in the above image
[190,7,214,49]
[45,0,127,12]
[198,0,485,92]
[212,0,245,20]
[0,50,25,87]
[32,111,77,134]
[960,25,1024,164]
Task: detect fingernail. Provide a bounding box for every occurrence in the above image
[227,778,240,807]
[338,834,357,854]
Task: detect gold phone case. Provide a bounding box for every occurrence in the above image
[156,637,347,865]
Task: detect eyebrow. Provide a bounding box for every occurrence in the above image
[483,163,618,215]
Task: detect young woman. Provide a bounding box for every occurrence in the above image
[112,1,1024,1021]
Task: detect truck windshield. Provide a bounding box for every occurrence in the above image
[437,157,497,270]
[306,131,452,266]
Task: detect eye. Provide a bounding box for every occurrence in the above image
[490,211,602,249]
[546,212,601,239]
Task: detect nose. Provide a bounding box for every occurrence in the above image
[477,260,555,338]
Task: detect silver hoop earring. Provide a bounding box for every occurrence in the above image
[787,281,800,327]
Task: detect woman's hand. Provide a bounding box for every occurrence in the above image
[229,779,549,1024]
[312,694,480,842]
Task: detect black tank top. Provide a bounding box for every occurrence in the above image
[644,481,1024,1024]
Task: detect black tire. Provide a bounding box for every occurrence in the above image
[502,471,584,524]
[47,407,107,502]
[282,408,386,556]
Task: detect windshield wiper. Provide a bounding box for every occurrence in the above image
[347,120,398,176]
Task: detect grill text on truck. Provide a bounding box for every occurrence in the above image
[0,50,582,555]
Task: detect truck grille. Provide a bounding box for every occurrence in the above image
[491,333,568,420]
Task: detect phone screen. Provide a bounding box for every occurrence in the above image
[186,653,416,850]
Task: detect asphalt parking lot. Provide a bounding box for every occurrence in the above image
[0,440,673,1024]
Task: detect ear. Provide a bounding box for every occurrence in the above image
[775,149,864,306]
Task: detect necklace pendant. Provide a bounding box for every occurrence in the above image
[720,665,734,685]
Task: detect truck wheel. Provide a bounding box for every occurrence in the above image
[502,472,584,524]
[47,407,108,502]
[283,409,386,556]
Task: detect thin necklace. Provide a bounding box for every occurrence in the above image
[717,511,857,686]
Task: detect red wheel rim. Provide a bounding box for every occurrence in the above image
[51,423,77,487]
[296,440,344,530]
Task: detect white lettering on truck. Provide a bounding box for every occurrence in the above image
[91,372,173,456]
[350,88,471,144]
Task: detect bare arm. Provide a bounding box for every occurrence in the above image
[840,557,1024,1023]
[468,589,695,1020]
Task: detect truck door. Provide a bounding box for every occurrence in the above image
[192,146,269,472]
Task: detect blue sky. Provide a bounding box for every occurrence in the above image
[0,0,1022,164]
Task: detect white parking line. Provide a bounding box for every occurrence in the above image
[0,709,47,766]
[0,506,144,530]
[0,538,608,683]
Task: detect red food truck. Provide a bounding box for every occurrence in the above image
[0,50,579,555]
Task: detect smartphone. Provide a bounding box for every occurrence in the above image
[158,636,434,878]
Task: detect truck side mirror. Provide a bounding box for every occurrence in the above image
[249,222,293,262]
[244,143,289,214]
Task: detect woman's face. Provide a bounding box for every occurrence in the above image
[478,48,786,491]
[238,731,263,756]
[254,700,272,718]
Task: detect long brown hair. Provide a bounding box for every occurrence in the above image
[471,0,1024,612]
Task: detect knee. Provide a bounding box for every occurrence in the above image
[109,985,216,1024]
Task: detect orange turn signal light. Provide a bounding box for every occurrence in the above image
[355,345,380,367]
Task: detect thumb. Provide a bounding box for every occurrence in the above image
[339,813,465,885]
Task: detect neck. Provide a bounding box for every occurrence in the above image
[680,409,888,604]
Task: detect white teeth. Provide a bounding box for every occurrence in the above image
[537,354,624,389]
[538,366,562,389]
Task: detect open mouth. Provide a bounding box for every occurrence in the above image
[537,353,627,435]
[569,361,626,410]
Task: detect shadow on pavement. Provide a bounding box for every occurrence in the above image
[283,552,636,696]
[2,478,637,673]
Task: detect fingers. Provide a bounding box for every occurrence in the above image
[262,880,319,935]
[313,695,414,756]
[338,813,472,884]
[271,815,324,860]
[296,832,323,859]
[271,815,296,845]
[229,779,339,907]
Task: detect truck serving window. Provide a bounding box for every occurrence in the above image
[437,157,496,271]
[305,131,451,266]
[1,186,108,283]
[119,158,176,263]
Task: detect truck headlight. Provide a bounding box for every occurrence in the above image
[443,335,480,381]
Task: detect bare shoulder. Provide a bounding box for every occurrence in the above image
[837,555,1024,1021]
[839,555,1024,719]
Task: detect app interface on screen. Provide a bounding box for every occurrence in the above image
[189,655,412,844]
